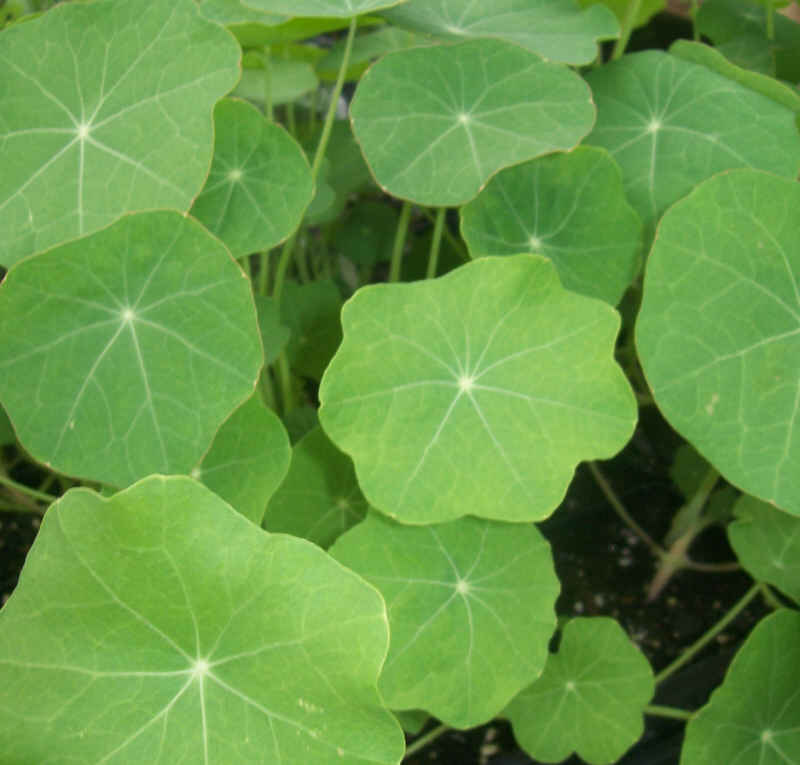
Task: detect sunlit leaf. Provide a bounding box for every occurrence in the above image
[505,617,654,765]
[350,38,595,206]
[0,211,263,488]
[330,512,560,728]
[0,0,240,266]
[460,146,641,305]
[319,255,637,524]
[0,476,404,764]
[383,0,619,65]
[636,170,800,516]
[190,99,314,258]
[242,0,408,18]
[681,609,800,765]
[195,0,287,25]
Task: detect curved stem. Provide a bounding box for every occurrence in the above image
[759,581,783,610]
[645,704,693,721]
[0,473,57,505]
[403,723,449,759]
[389,201,413,283]
[426,207,446,280]
[654,582,761,685]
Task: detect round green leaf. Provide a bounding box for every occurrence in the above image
[241,0,407,17]
[382,0,619,66]
[0,476,404,764]
[584,50,800,239]
[0,0,240,266]
[319,254,637,524]
[194,393,291,525]
[0,210,263,488]
[636,170,800,516]
[190,99,313,259]
[350,38,595,206]
[264,425,368,548]
[505,617,655,765]
[681,609,800,765]
[330,512,560,728]
[460,146,641,305]
[728,494,800,605]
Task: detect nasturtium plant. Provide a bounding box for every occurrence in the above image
[0,0,240,266]
[0,211,263,488]
[505,617,655,765]
[319,255,637,523]
[330,512,560,728]
[460,146,642,305]
[2,0,800,762]
[0,476,404,763]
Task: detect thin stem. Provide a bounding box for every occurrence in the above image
[0,473,58,505]
[403,723,449,759]
[665,466,719,546]
[689,0,700,40]
[258,250,271,296]
[766,2,775,40]
[420,207,469,261]
[275,351,294,416]
[645,704,693,721]
[587,462,665,558]
[389,201,413,283]
[611,0,642,61]
[759,581,783,610]
[654,583,761,685]
[685,559,740,573]
[426,207,446,280]
[262,47,273,121]
[0,501,45,515]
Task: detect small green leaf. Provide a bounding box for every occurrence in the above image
[505,617,655,765]
[681,609,800,765]
[728,494,800,604]
[0,476,404,763]
[264,425,368,548]
[585,50,800,238]
[330,512,560,728]
[194,393,291,525]
[636,170,800,516]
[0,0,240,266]
[282,279,344,381]
[254,294,290,365]
[0,211,263,488]
[233,60,320,107]
[190,99,314,258]
[460,146,641,305]
[383,0,619,65]
[350,38,595,206]
[241,0,407,17]
[319,255,636,524]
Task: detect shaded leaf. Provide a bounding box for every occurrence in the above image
[233,59,319,106]
[242,0,408,17]
[255,294,290,365]
[195,0,288,25]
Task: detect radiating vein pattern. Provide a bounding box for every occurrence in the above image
[0,212,263,487]
[0,0,239,266]
[319,255,636,524]
[330,513,559,728]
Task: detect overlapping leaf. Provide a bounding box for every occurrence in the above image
[330,512,560,728]
[194,393,291,525]
[196,0,288,25]
[636,170,800,516]
[319,255,637,524]
[264,426,368,548]
[585,50,800,238]
[350,38,595,206]
[0,211,263,488]
[681,609,800,765]
[190,99,313,258]
[242,0,408,17]
[460,146,641,305]
[0,0,240,266]
[0,477,404,764]
[383,0,619,65]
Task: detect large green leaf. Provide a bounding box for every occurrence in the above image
[264,425,368,548]
[460,146,641,305]
[0,476,404,764]
[382,0,619,65]
[190,99,313,258]
[728,494,800,604]
[681,609,800,765]
[196,0,288,25]
[350,38,595,206]
[505,617,654,764]
[636,170,800,516]
[194,393,291,525]
[319,255,637,524]
[585,50,800,238]
[330,512,560,728]
[0,0,240,266]
[242,0,407,17]
[0,211,263,488]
